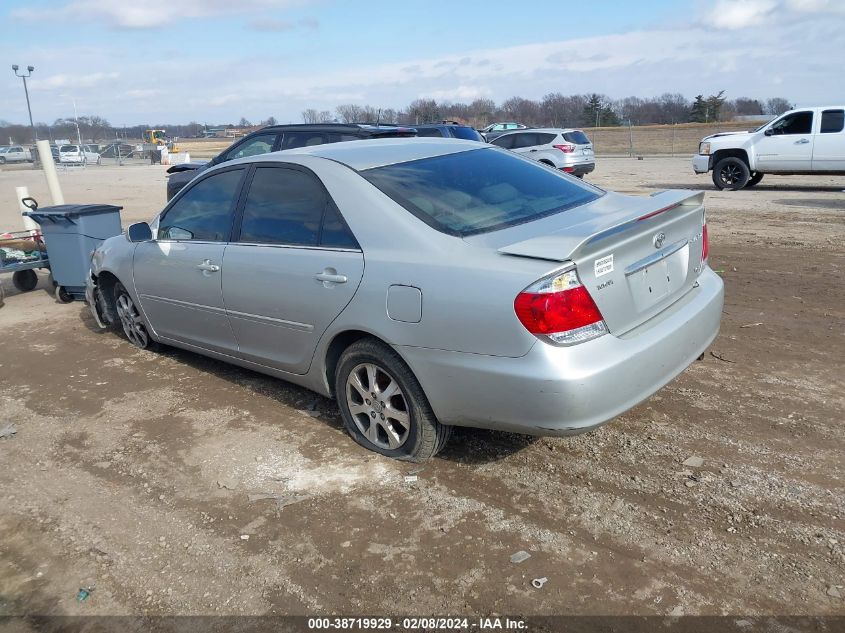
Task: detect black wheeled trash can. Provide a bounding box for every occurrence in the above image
[23,202,122,303]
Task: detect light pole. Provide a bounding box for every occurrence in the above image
[11,64,37,144]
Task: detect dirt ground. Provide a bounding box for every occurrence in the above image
[0,158,843,622]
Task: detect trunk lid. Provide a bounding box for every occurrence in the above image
[471,190,707,335]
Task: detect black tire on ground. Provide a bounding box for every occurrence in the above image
[12,269,38,292]
[745,172,764,188]
[0,157,6,164]
[335,338,451,462]
[113,282,158,351]
[575,174,585,179]
[712,157,750,190]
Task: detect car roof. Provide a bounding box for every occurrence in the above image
[237,137,486,171]
[255,123,416,134]
[412,122,475,128]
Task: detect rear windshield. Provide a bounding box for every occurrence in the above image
[60,145,79,152]
[562,131,591,145]
[449,126,484,141]
[362,148,602,236]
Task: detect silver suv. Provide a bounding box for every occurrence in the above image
[491,128,595,178]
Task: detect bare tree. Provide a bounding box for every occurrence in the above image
[302,108,320,123]
[407,99,440,124]
[336,104,365,124]
[765,97,792,116]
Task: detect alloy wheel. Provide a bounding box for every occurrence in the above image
[719,164,743,186]
[345,363,410,450]
[115,292,150,348]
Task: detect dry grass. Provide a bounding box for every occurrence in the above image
[588,120,755,155]
[174,121,759,159]
[176,138,234,158]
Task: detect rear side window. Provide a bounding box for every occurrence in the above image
[238,167,357,248]
[562,130,591,145]
[820,110,844,133]
[511,133,539,149]
[159,169,244,241]
[281,132,328,149]
[449,127,484,141]
[363,148,602,237]
[535,133,557,145]
[415,128,445,137]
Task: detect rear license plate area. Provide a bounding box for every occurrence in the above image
[626,244,688,312]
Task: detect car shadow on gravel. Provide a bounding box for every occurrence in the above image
[79,329,539,464]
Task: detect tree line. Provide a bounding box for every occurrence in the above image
[0,92,793,145]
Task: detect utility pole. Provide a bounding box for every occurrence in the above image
[72,97,83,146]
[11,64,37,145]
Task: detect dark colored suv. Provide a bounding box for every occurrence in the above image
[166,123,417,200]
[410,122,484,142]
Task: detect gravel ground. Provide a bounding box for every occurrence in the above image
[0,158,843,621]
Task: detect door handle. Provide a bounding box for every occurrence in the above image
[529,149,538,152]
[315,269,347,285]
[795,138,810,144]
[197,260,220,273]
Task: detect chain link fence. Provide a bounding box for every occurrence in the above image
[588,121,755,157]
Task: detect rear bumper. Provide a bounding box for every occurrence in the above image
[564,162,595,176]
[398,267,724,436]
[692,154,711,174]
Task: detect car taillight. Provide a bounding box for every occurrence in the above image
[514,269,608,345]
[553,144,575,153]
[701,214,709,262]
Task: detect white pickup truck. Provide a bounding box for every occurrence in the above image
[693,106,845,190]
[0,145,34,164]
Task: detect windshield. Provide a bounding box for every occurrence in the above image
[0,148,8,154]
[362,148,602,236]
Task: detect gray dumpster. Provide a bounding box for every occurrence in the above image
[23,204,122,303]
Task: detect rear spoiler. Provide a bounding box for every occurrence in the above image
[497,190,704,262]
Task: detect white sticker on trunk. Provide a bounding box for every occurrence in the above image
[594,254,614,277]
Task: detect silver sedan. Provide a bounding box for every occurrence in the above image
[87,138,723,461]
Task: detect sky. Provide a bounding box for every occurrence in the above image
[1,0,844,126]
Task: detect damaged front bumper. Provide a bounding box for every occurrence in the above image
[85,273,108,330]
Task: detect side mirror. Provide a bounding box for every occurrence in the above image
[127,222,153,242]
[764,128,775,136]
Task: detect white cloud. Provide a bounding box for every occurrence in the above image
[12,0,307,29]
[704,0,777,30]
[36,71,119,90]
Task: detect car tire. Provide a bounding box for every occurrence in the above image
[335,338,451,462]
[0,157,6,165]
[113,282,158,351]
[745,172,764,188]
[12,269,38,292]
[712,157,750,190]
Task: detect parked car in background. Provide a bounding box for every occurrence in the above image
[412,122,484,141]
[480,122,527,141]
[88,138,722,461]
[165,123,417,200]
[693,106,845,190]
[491,128,595,178]
[82,144,102,165]
[0,145,34,164]
[59,144,86,165]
